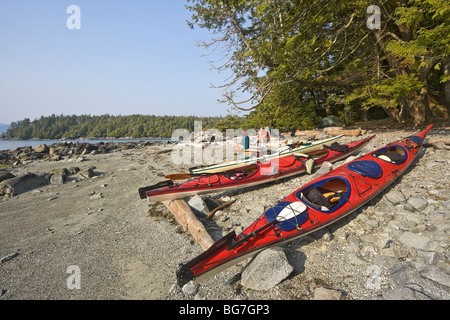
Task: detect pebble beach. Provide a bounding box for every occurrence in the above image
[0,125,449,300]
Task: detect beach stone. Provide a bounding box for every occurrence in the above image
[389,262,450,300]
[385,190,406,205]
[68,167,80,174]
[418,251,442,265]
[181,281,199,296]
[33,144,49,153]
[414,263,450,288]
[0,171,15,183]
[382,287,424,300]
[313,287,345,300]
[320,115,345,128]
[49,168,69,176]
[343,155,358,164]
[398,231,431,250]
[309,161,333,180]
[188,195,210,214]
[241,248,293,291]
[75,156,87,163]
[403,203,416,212]
[50,173,66,185]
[89,193,103,200]
[406,197,428,212]
[0,173,49,197]
[78,168,94,179]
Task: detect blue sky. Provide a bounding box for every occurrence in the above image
[0,0,235,124]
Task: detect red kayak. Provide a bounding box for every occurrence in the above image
[176,125,432,286]
[139,136,375,202]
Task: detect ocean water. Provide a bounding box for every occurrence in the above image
[0,138,170,151]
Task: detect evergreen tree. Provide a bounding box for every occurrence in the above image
[186,0,449,125]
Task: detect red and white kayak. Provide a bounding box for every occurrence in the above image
[176,125,432,287]
[139,136,374,202]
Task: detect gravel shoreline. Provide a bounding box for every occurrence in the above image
[0,126,449,300]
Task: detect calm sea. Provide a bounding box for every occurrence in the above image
[0,138,170,151]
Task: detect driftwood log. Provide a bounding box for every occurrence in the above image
[156,149,172,155]
[427,138,450,150]
[162,199,214,251]
[293,127,363,138]
[325,127,362,136]
[295,130,321,136]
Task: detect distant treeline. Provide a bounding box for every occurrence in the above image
[2,114,230,139]
[4,110,343,140]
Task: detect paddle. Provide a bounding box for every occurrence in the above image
[165,164,259,180]
[228,202,307,250]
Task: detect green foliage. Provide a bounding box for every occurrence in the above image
[187,0,450,125]
[4,114,225,139]
[344,74,424,110]
[213,115,245,131]
[244,83,320,130]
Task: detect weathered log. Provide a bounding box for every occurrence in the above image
[295,130,321,136]
[427,138,450,150]
[0,173,49,197]
[156,149,172,155]
[162,199,214,251]
[326,128,362,136]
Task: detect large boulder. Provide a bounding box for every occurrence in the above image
[320,115,345,128]
[33,144,49,153]
[0,171,15,183]
[0,173,49,197]
[241,248,293,291]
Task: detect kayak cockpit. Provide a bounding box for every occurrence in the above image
[223,167,259,180]
[372,145,408,164]
[296,177,351,213]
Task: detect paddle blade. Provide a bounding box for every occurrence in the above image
[165,173,192,180]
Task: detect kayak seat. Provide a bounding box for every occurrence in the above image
[372,146,407,165]
[347,160,383,179]
[302,188,347,211]
[296,177,351,213]
[224,166,259,180]
[264,201,308,232]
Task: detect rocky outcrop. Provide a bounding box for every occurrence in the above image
[0,140,171,165]
[0,173,49,197]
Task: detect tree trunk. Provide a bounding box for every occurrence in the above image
[383,104,405,123]
[406,87,431,124]
[406,55,441,124]
[361,108,368,122]
[444,57,450,116]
